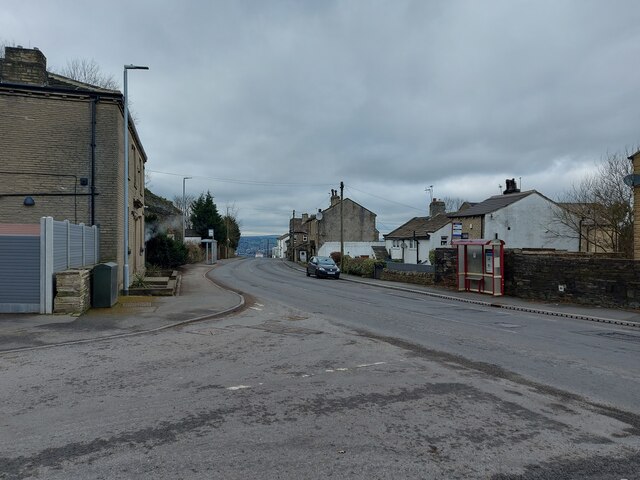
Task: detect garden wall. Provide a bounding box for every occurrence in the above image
[383,248,640,310]
[503,250,640,309]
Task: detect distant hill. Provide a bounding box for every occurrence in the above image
[237,235,279,256]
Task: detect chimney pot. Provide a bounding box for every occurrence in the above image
[429,198,446,217]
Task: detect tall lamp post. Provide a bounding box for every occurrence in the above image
[123,64,148,295]
[182,176,192,241]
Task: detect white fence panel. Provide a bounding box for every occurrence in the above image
[0,218,100,313]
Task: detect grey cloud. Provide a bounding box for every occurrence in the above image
[4,0,640,234]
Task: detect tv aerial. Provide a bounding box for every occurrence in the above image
[425,185,434,202]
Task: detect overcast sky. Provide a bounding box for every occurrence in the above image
[3,1,640,235]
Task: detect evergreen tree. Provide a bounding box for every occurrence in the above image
[190,191,226,243]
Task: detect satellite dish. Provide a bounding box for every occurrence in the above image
[316,211,323,220]
[623,174,640,187]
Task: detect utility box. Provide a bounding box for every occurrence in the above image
[92,262,118,307]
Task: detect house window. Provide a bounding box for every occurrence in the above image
[441,235,448,246]
[303,235,308,242]
[137,158,142,191]
[129,145,136,182]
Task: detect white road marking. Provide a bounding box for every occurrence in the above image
[226,385,251,391]
[356,362,387,368]
[249,307,263,311]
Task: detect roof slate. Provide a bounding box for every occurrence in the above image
[448,191,536,218]
[385,213,451,239]
[47,72,120,94]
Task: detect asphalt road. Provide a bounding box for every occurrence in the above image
[1,258,638,479]
[213,258,640,413]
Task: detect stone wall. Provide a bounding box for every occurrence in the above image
[433,248,457,289]
[380,247,640,310]
[504,250,640,309]
[380,270,435,286]
[54,269,91,314]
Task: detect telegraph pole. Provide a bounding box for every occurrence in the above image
[291,210,295,262]
[226,206,230,258]
[340,181,344,271]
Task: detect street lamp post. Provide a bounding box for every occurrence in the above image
[182,176,192,241]
[123,64,148,295]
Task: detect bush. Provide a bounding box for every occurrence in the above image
[186,243,204,263]
[330,251,342,264]
[145,233,188,268]
[145,264,163,277]
[341,256,385,278]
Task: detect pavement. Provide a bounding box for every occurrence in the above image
[1,258,639,355]
[0,261,244,354]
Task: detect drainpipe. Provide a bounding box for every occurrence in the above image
[414,230,418,264]
[90,96,98,226]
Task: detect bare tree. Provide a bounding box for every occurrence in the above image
[223,203,242,254]
[0,40,17,58]
[56,58,119,90]
[442,196,468,213]
[173,194,197,229]
[552,150,634,256]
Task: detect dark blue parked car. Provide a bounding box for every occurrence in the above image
[306,256,340,279]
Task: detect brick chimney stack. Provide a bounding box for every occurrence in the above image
[503,178,521,195]
[429,198,446,217]
[330,189,340,207]
[0,46,48,86]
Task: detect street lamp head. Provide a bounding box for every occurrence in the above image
[124,64,149,70]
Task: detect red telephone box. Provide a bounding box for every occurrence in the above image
[452,238,504,296]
